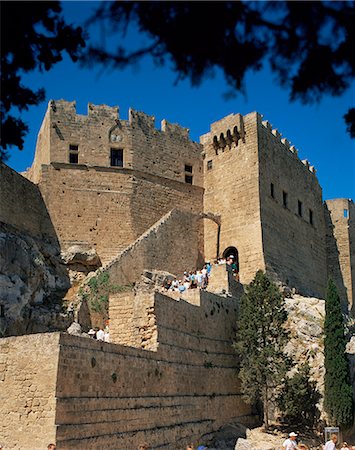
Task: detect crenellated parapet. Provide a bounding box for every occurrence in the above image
[261,118,317,176]
[200,112,246,155]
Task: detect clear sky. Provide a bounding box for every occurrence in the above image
[6,1,355,201]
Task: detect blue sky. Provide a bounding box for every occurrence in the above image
[6,1,355,201]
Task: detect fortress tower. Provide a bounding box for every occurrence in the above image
[201,112,327,298]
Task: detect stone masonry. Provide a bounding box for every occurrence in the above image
[0,100,354,448]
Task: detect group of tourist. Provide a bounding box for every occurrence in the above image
[283,432,353,450]
[162,262,212,292]
[88,323,110,342]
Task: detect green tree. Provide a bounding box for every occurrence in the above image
[277,363,321,427]
[234,270,290,429]
[324,278,353,427]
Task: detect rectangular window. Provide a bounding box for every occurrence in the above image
[185,174,193,184]
[282,191,288,208]
[207,160,213,170]
[298,200,303,217]
[309,209,313,225]
[69,144,78,164]
[185,164,193,173]
[344,209,348,218]
[0,304,4,318]
[270,183,275,198]
[110,148,123,167]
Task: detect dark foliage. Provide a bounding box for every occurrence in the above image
[277,363,321,427]
[0,1,85,159]
[234,270,290,428]
[324,279,353,427]
[85,1,355,137]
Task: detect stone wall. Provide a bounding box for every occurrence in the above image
[38,164,204,264]
[55,284,257,449]
[0,333,60,450]
[201,112,265,285]
[325,199,355,314]
[104,209,204,285]
[26,100,203,188]
[258,117,327,298]
[0,162,56,238]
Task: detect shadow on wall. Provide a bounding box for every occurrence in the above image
[324,204,349,314]
[0,163,71,337]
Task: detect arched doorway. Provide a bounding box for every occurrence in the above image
[223,246,239,272]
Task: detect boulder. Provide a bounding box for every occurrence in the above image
[67,321,82,336]
[61,244,101,269]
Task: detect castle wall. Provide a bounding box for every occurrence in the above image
[258,118,327,297]
[325,199,355,314]
[28,100,203,187]
[105,209,204,285]
[54,290,256,449]
[25,108,51,183]
[201,112,265,284]
[0,162,56,238]
[0,333,60,450]
[38,164,204,264]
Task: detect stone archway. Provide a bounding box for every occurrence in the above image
[223,246,239,272]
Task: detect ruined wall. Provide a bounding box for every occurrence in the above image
[27,100,203,187]
[0,333,60,450]
[201,112,264,285]
[325,199,355,314]
[55,288,256,449]
[38,164,203,264]
[0,162,55,238]
[105,209,204,285]
[258,118,327,297]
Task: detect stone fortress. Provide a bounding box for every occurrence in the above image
[0,100,354,449]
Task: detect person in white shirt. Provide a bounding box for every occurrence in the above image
[324,435,338,450]
[283,432,298,450]
[96,327,105,341]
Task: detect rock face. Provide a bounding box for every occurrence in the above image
[61,244,102,272]
[0,224,72,336]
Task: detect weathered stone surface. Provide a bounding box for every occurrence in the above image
[61,244,101,269]
[0,223,71,336]
[67,321,82,336]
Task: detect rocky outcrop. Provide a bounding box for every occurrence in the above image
[0,223,72,336]
[61,243,101,272]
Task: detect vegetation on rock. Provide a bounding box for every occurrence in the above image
[79,271,131,318]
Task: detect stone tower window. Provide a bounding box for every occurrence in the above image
[185,175,193,184]
[207,160,213,170]
[110,148,123,167]
[69,144,78,164]
[185,164,193,173]
[0,304,4,318]
[298,200,303,217]
[282,191,288,208]
[309,209,314,225]
[270,183,275,198]
[344,209,348,218]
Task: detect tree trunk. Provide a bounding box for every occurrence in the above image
[263,387,269,430]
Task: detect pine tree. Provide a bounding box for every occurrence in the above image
[324,278,353,427]
[277,363,321,426]
[234,270,290,428]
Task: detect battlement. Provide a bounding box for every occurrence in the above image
[261,118,317,175]
[200,112,246,152]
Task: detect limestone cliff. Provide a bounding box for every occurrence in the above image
[0,223,72,336]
